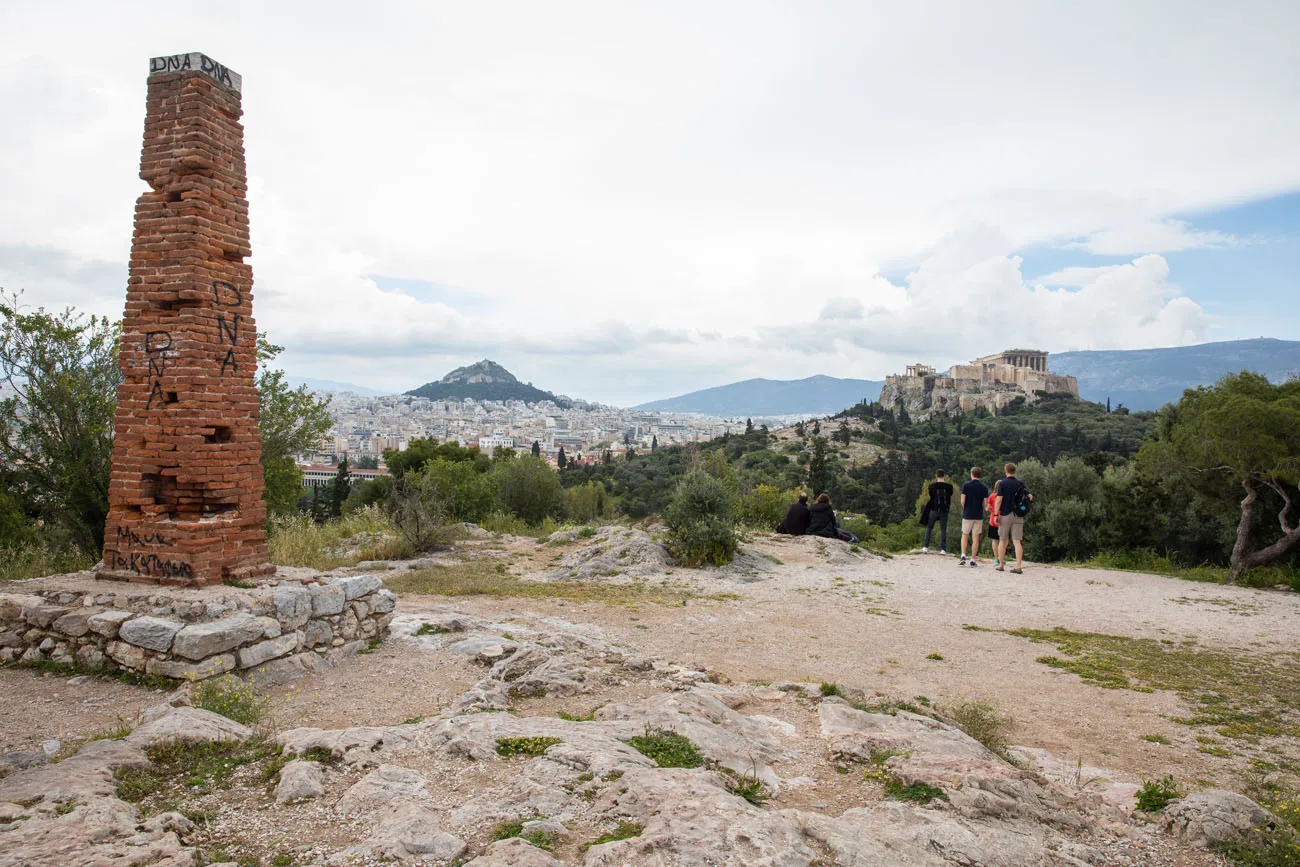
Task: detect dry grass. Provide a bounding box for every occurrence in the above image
[385,558,734,606]
[267,506,412,570]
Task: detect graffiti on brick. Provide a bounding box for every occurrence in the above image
[149,53,236,89]
[107,550,194,580]
[214,280,241,375]
[144,330,172,410]
[115,525,169,547]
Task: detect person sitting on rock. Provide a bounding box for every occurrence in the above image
[806,493,841,539]
[776,492,811,535]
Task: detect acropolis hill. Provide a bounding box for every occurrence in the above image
[879,349,1080,420]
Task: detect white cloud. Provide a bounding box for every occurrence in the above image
[0,1,1292,403]
[1071,218,1237,256]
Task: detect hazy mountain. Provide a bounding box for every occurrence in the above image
[289,376,384,396]
[636,375,885,416]
[1051,338,1300,411]
[405,359,567,406]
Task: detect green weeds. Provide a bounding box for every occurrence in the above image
[495,737,562,758]
[626,728,704,769]
[1135,775,1183,812]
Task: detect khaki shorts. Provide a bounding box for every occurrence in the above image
[961,518,983,536]
[1000,513,1024,541]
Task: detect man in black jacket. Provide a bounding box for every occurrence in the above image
[807,493,840,539]
[776,492,811,535]
[922,470,954,554]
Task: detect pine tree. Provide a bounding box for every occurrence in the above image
[531,440,541,457]
[329,458,351,518]
[835,419,852,445]
[651,435,658,452]
[627,447,637,460]
[808,436,831,498]
[602,449,612,464]
[745,418,754,434]
[557,446,568,470]
[812,420,821,436]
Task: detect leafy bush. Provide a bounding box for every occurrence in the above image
[566,481,616,522]
[418,458,496,524]
[662,472,738,566]
[493,456,565,525]
[1135,775,1183,812]
[739,484,796,530]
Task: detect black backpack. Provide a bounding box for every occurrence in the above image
[1011,482,1032,517]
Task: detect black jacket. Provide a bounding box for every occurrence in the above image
[807,501,839,538]
[776,501,811,535]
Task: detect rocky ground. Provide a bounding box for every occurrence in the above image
[1,527,1295,865]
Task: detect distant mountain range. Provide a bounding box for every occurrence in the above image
[290,376,384,396]
[635,375,885,416]
[1051,338,1300,410]
[405,359,568,406]
[634,338,1300,416]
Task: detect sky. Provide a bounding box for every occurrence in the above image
[1,1,1298,406]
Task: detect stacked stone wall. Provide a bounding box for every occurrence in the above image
[0,574,393,684]
[100,52,272,586]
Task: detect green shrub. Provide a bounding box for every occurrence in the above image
[819,681,843,697]
[193,678,266,726]
[1135,775,1183,812]
[626,728,705,768]
[566,481,617,523]
[739,484,797,530]
[663,472,737,567]
[493,456,565,525]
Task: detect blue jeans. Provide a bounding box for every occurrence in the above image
[924,509,948,550]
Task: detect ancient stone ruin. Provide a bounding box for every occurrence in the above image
[881,347,1080,421]
[100,52,273,587]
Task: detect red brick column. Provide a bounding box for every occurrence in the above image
[99,53,274,587]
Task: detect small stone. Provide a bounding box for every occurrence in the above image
[41,739,61,757]
[310,583,346,616]
[52,612,92,637]
[238,633,299,669]
[106,640,146,669]
[87,610,134,638]
[331,574,382,601]
[75,647,105,671]
[272,585,312,629]
[171,613,264,660]
[275,759,326,804]
[22,604,69,628]
[118,616,183,653]
[146,653,236,680]
[370,589,396,614]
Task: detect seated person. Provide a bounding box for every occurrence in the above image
[776,492,811,535]
[806,493,841,539]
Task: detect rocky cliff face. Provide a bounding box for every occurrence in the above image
[879,372,1078,421]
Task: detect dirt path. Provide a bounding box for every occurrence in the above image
[4,531,1295,797]
[391,533,1300,790]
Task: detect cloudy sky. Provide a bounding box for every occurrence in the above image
[2,1,1298,405]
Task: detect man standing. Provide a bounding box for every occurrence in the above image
[994,462,1032,573]
[958,467,989,567]
[921,470,954,554]
[776,492,811,535]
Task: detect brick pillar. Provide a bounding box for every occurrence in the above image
[99,53,274,587]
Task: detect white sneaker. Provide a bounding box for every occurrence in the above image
[939,550,947,556]
[921,547,929,553]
